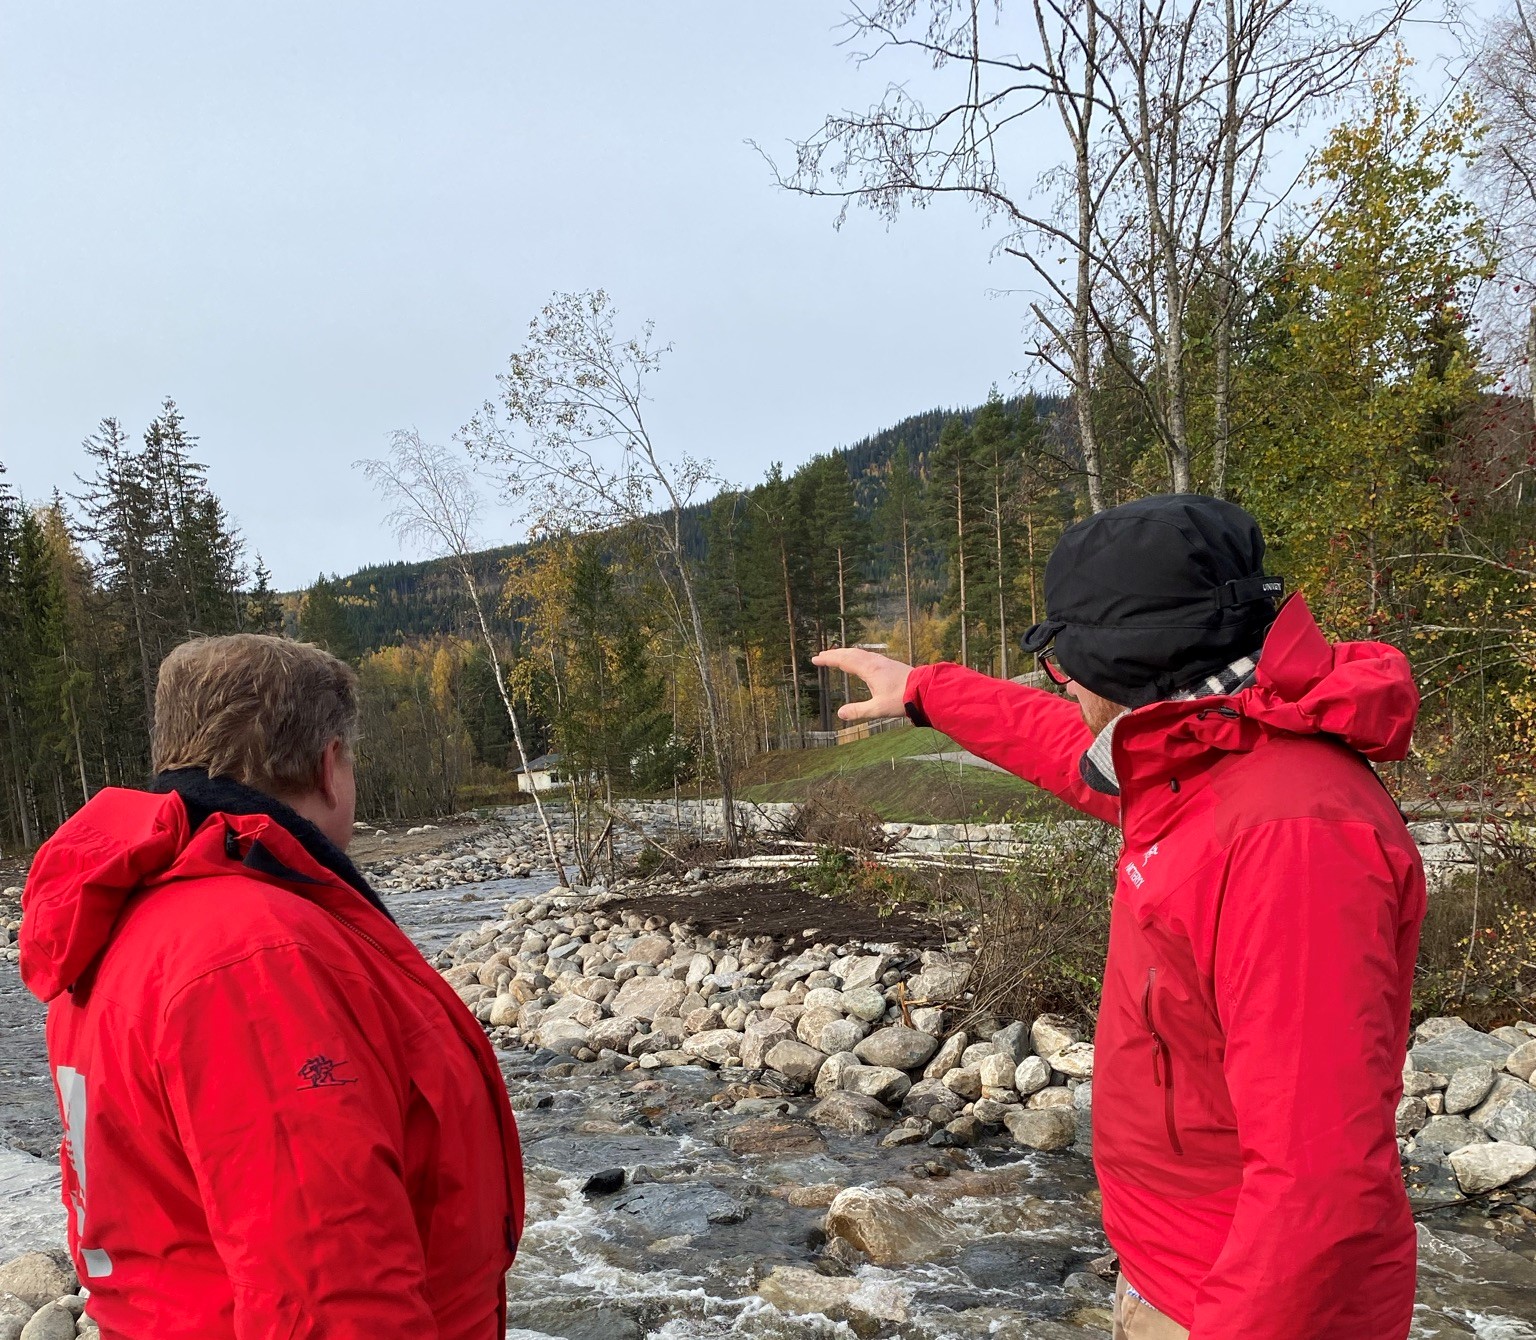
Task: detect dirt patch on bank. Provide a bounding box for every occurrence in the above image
[602,877,954,950]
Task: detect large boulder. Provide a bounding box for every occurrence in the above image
[1506,1039,1536,1084]
[796,1007,846,1048]
[1411,1021,1515,1076]
[544,995,604,1027]
[1413,1115,1491,1156]
[839,1064,913,1106]
[807,1091,895,1136]
[756,1265,909,1325]
[588,1016,642,1053]
[1047,1042,1095,1079]
[741,1017,796,1069]
[1469,1075,1536,1146]
[683,1029,743,1067]
[1448,1141,1536,1195]
[942,1067,982,1102]
[1031,1015,1079,1059]
[840,986,888,1023]
[610,976,689,1023]
[765,1039,829,1088]
[1004,1106,1077,1151]
[901,1077,957,1122]
[989,1021,1031,1064]
[18,1306,75,1340]
[855,1026,939,1072]
[833,953,892,992]
[623,934,675,966]
[817,1018,868,1057]
[534,1019,590,1055]
[824,1186,955,1265]
[978,1053,1017,1092]
[722,1117,828,1156]
[0,1255,75,1311]
[488,994,521,1028]
[1015,1055,1052,1096]
[1397,1096,1430,1138]
[923,1031,969,1081]
[816,1050,861,1099]
[1444,1062,1497,1115]
[908,959,971,1001]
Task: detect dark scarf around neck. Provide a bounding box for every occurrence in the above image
[148,768,395,923]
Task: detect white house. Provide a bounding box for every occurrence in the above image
[515,752,566,794]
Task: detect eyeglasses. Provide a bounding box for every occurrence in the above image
[1038,648,1072,687]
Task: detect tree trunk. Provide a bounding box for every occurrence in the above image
[955,467,969,669]
[778,539,803,745]
[1073,0,1106,514]
[901,513,916,664]
[459,563,567,886]
[1212,0,1240,499]
[836,545,850,706]
[994,467,1008,679]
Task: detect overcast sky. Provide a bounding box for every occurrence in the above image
[0,2,1470,589]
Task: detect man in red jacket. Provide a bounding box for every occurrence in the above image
[21,634,524,1339]
[816,495,1424,1340]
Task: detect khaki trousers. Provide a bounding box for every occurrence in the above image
[1114,1275,1190,1340]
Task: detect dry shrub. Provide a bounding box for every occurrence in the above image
[1415,827,1536,1028]
[962,820,1119,1028]
[788,780,894,853]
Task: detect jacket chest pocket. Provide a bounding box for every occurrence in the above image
[1142,967,1183,1155]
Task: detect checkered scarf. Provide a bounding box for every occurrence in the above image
[1080,654,1259,798]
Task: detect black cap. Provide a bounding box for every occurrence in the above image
[1020,494,1282,708]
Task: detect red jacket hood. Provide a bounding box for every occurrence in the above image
[21,788,193,1003]
[1116,595,1419,782]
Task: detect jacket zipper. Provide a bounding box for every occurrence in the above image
[1142,967,1183,1155]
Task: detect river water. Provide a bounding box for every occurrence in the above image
[3,873,1535,1337]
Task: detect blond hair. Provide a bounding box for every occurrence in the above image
[152,635,359,795]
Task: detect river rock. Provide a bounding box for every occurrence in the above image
[18,1306,75,1340]
[1443,1061,1496,1115]
[902,1077,957,1122]
[1412,1021,1515,1075]
[841,985,888,1022]
[1397,1096,1430,1137]
[1031,1014,1079,1058]
[816,1050,860,1099]
[1506,1040,1536,1083]
[611,977,688,1022]
[756,1264,909,1325]
[817,1018,868,1056]
[855,1026,939,1071]
[943,1067,982,1101]
[1413,1115,1492,1156]
[924,1032,968,1081]
[1047,1042,1095,1079]
[624,934,675,966]
[683,1007,724,1036]
[978,1053,1016,1092]
[1005,1106,1077,1151]
[824,1186,955,1265]
[833,953,891,992]
[535,1018,590,1054]
[803,987,846,1012]
[766,1039,828,1087]
[840,1064,913,1106]
[741,1017,796,1069]
[990,1021,1031,1064]
[722,1117,828,1156]
[910,1006,946,1035]
[1015,1055,1052,1096]
[797,1007,846,1048]
[1028,1087,1076,1110]
[544,995,604,1027]
[1448,1141,1536,1194]
[588,1016,641,1053]
[1469,1075,1536,1146]
[683,1029,743,1066]
[1403,1066,1448,1097]
[0,1258,74,1313]
[807,1091,895,1136]
[488,994,521,1028]
[908,958,971,1001]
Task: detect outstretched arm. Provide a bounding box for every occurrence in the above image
[812,649,1118,823]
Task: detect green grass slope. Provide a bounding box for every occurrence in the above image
[735,725,1073,824]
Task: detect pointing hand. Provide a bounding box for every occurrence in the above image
[811,647,914,722]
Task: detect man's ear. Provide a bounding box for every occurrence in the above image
[317,737,345,810]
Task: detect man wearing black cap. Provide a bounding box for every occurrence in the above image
[815,494,1425,1340]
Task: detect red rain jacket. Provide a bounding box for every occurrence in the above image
[905,596,1424,1338]
[20,789,524,1339]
